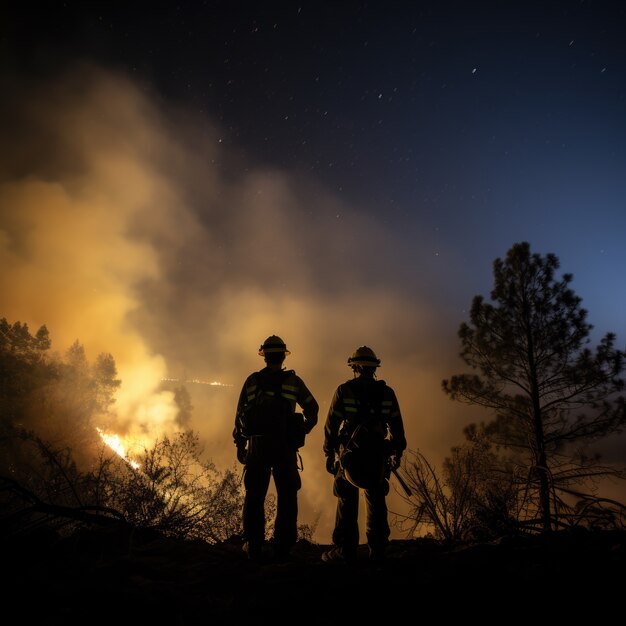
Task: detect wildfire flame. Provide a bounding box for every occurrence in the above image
[95,376,231,471]
[161,378,233,387]
[96,427,140,469]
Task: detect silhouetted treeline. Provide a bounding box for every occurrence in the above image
[0,318,243,542]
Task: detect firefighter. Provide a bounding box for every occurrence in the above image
[322,346,407,564]
[233,335,319,562]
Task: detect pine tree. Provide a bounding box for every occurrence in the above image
[442,242,626,531]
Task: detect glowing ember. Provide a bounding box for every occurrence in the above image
[96,427,140,469]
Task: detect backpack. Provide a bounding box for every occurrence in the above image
[241,369,306,449]
[338,379,389,488]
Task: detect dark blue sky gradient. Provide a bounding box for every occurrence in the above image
[3,0,625,339]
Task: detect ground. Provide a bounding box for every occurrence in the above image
[4,526,625,624]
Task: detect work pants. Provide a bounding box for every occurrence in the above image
[331,473,390,554]
[242,436,301,551]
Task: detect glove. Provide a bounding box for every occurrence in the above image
[389,451,402,470]
[236,442,248,465]
[325,454,338,475]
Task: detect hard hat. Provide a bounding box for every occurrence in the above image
[340,447,386,489]
[347,346,381,368]
[258,335,291,356]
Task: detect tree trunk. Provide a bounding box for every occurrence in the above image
[526,338,552,531]
[532,408,552,532]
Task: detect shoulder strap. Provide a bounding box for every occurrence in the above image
[256,368,293,399]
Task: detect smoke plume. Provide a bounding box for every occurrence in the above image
[0,64,478,542]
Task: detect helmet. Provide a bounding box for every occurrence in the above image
[258,335,291,356]
[347,346,381,368]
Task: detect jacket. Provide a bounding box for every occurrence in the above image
[233,367,319,447]
[323,376,406,458]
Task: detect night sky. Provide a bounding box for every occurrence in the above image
[2,1,625,541]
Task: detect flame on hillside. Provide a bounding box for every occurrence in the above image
[96,427,140,470]
[161,378,233,387]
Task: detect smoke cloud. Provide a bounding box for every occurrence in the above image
[0,64,482,542]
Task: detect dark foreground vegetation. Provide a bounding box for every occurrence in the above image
[4,520,625,625]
